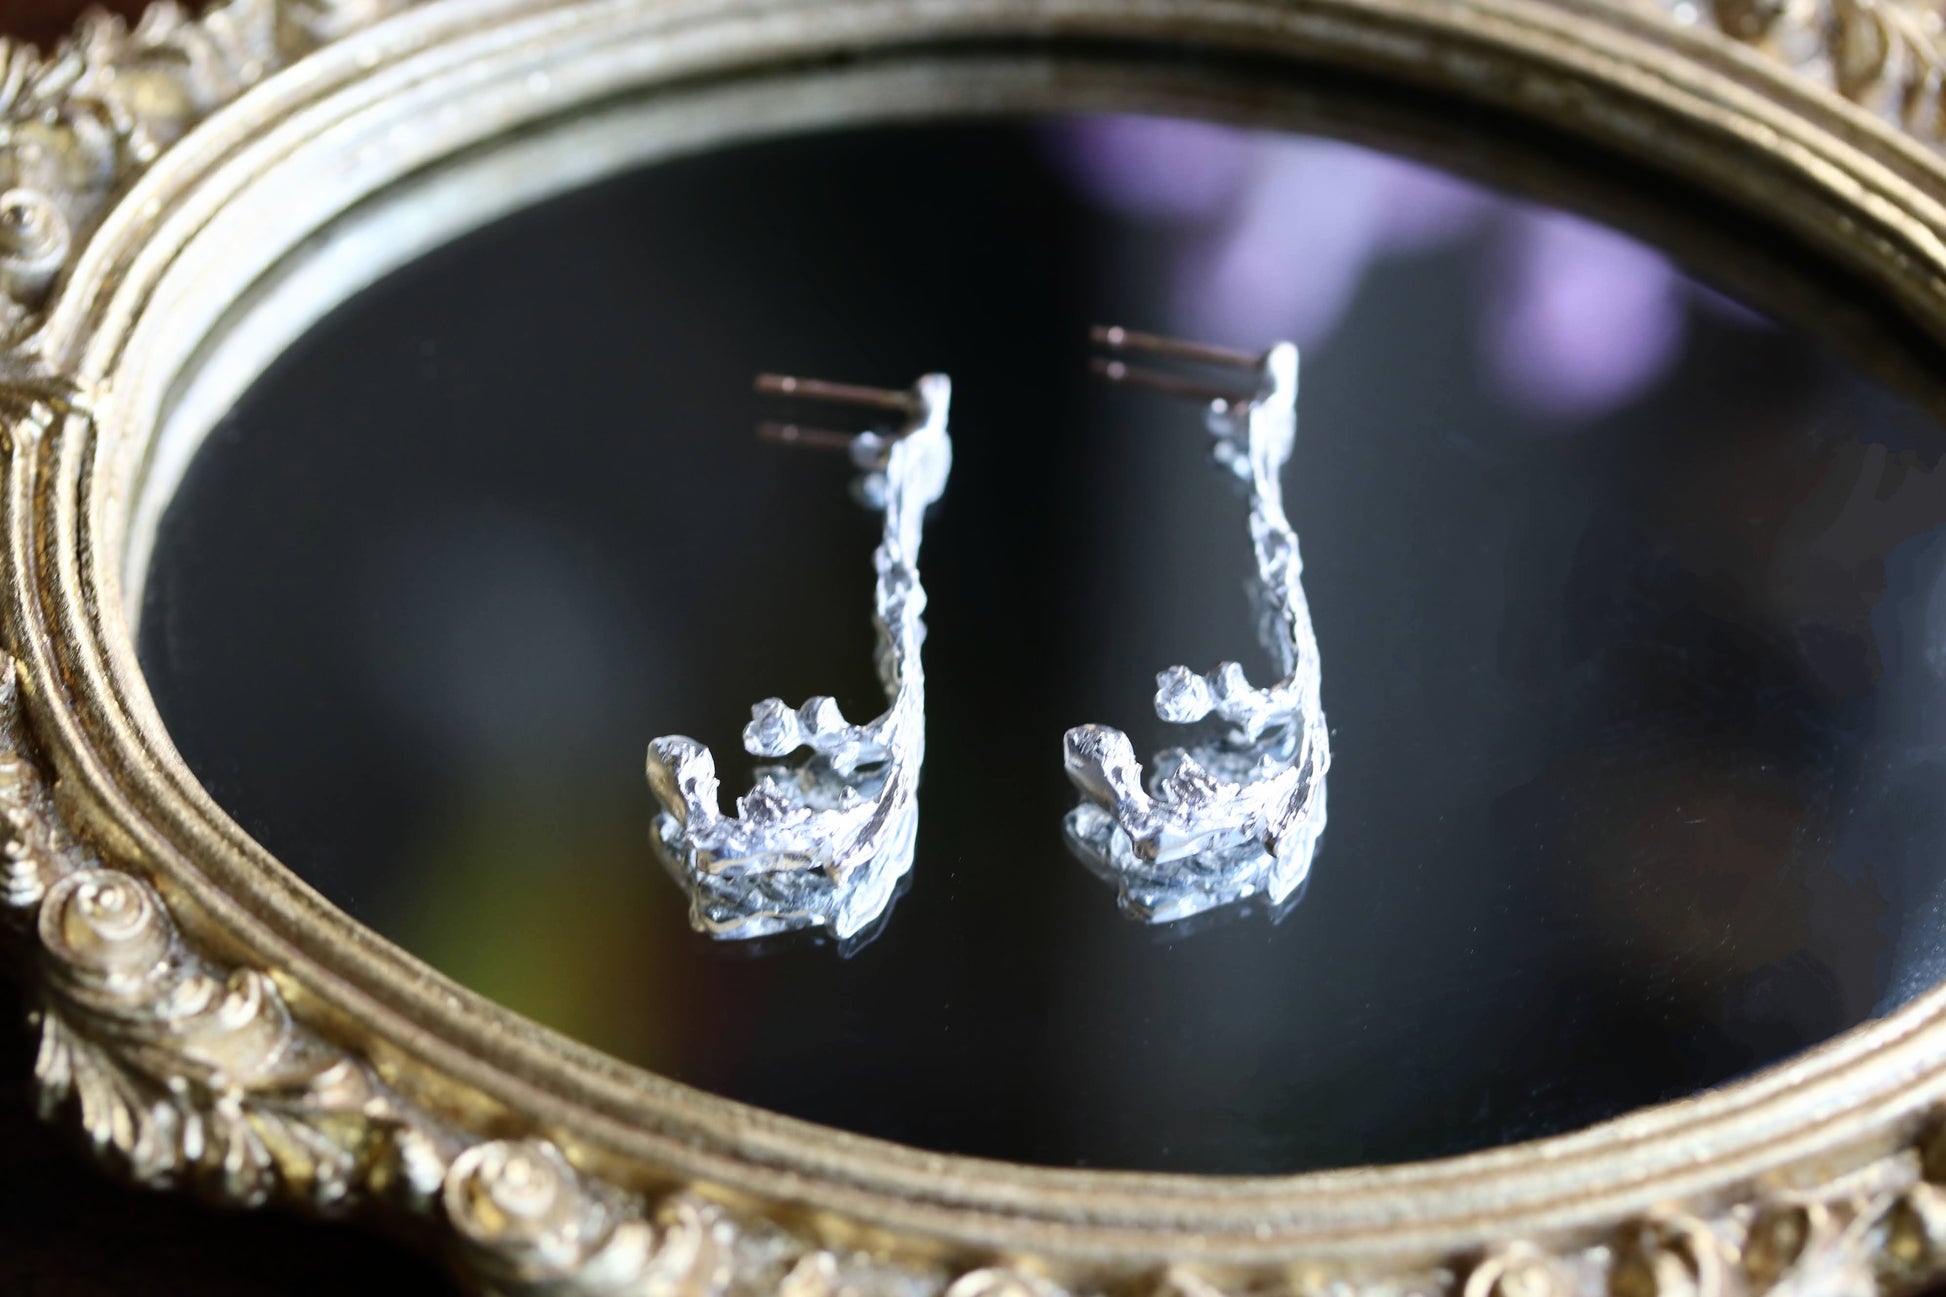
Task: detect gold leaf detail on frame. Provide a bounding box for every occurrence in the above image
[0,0,406,340]
[1683,0,1946,141]
[444,1140,735,1297]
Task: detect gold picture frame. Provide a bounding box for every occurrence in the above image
[7,1,1946,1294]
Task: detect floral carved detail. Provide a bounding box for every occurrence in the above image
[943,1271,1069,1297]
[444,1140,740,1296]
[0,659,445,1209]
[1607,1211,1732,1297]
[1586,1147,1946,1297]
[0,653,746,1291]
[1463,1244,1580,1297]
[1673,0,1946,143]
[33,868,391,1204]
[0,0,403,341]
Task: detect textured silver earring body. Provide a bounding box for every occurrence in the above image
[648,373,952,943]
[1065,329,1329,924]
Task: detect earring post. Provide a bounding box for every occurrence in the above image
[756,373,916,411]
[1089,357,1253,406]
[756,421,871,452]
[1090,325,1263,370]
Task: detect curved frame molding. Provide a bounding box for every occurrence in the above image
[10,0,1946,1294]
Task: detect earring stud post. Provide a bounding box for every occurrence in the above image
[1089,357,1254,406]
[1090,324,1263,369]
[756,373,916,411]
[756,421,871,452]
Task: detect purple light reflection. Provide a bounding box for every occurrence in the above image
[1044,113,1759,424]
[1049,116,1257,222]
[1184,140,1386,348]
[1372,151,1495,253]
[1486,212,1687,424]
[1183,140,1497,347]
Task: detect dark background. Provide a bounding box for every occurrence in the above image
[139,116,1946,1174]
[10,0,142,45]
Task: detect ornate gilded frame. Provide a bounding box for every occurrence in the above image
[9,0,1946,1293]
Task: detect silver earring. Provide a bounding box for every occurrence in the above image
[648,371,952,943]
[1064,327,1329,925]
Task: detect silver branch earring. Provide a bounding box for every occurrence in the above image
[1063,327,1330,925]
[648,371,952,944]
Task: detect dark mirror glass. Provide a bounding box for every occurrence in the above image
[136,94,1946,1176]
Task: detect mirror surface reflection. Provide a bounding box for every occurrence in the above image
[137,105,1946,1175]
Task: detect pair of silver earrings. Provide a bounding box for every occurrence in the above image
[646,327,1330,945]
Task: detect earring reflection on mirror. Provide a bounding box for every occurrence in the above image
[647,371,952,945]
[1064,327,1330,925]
